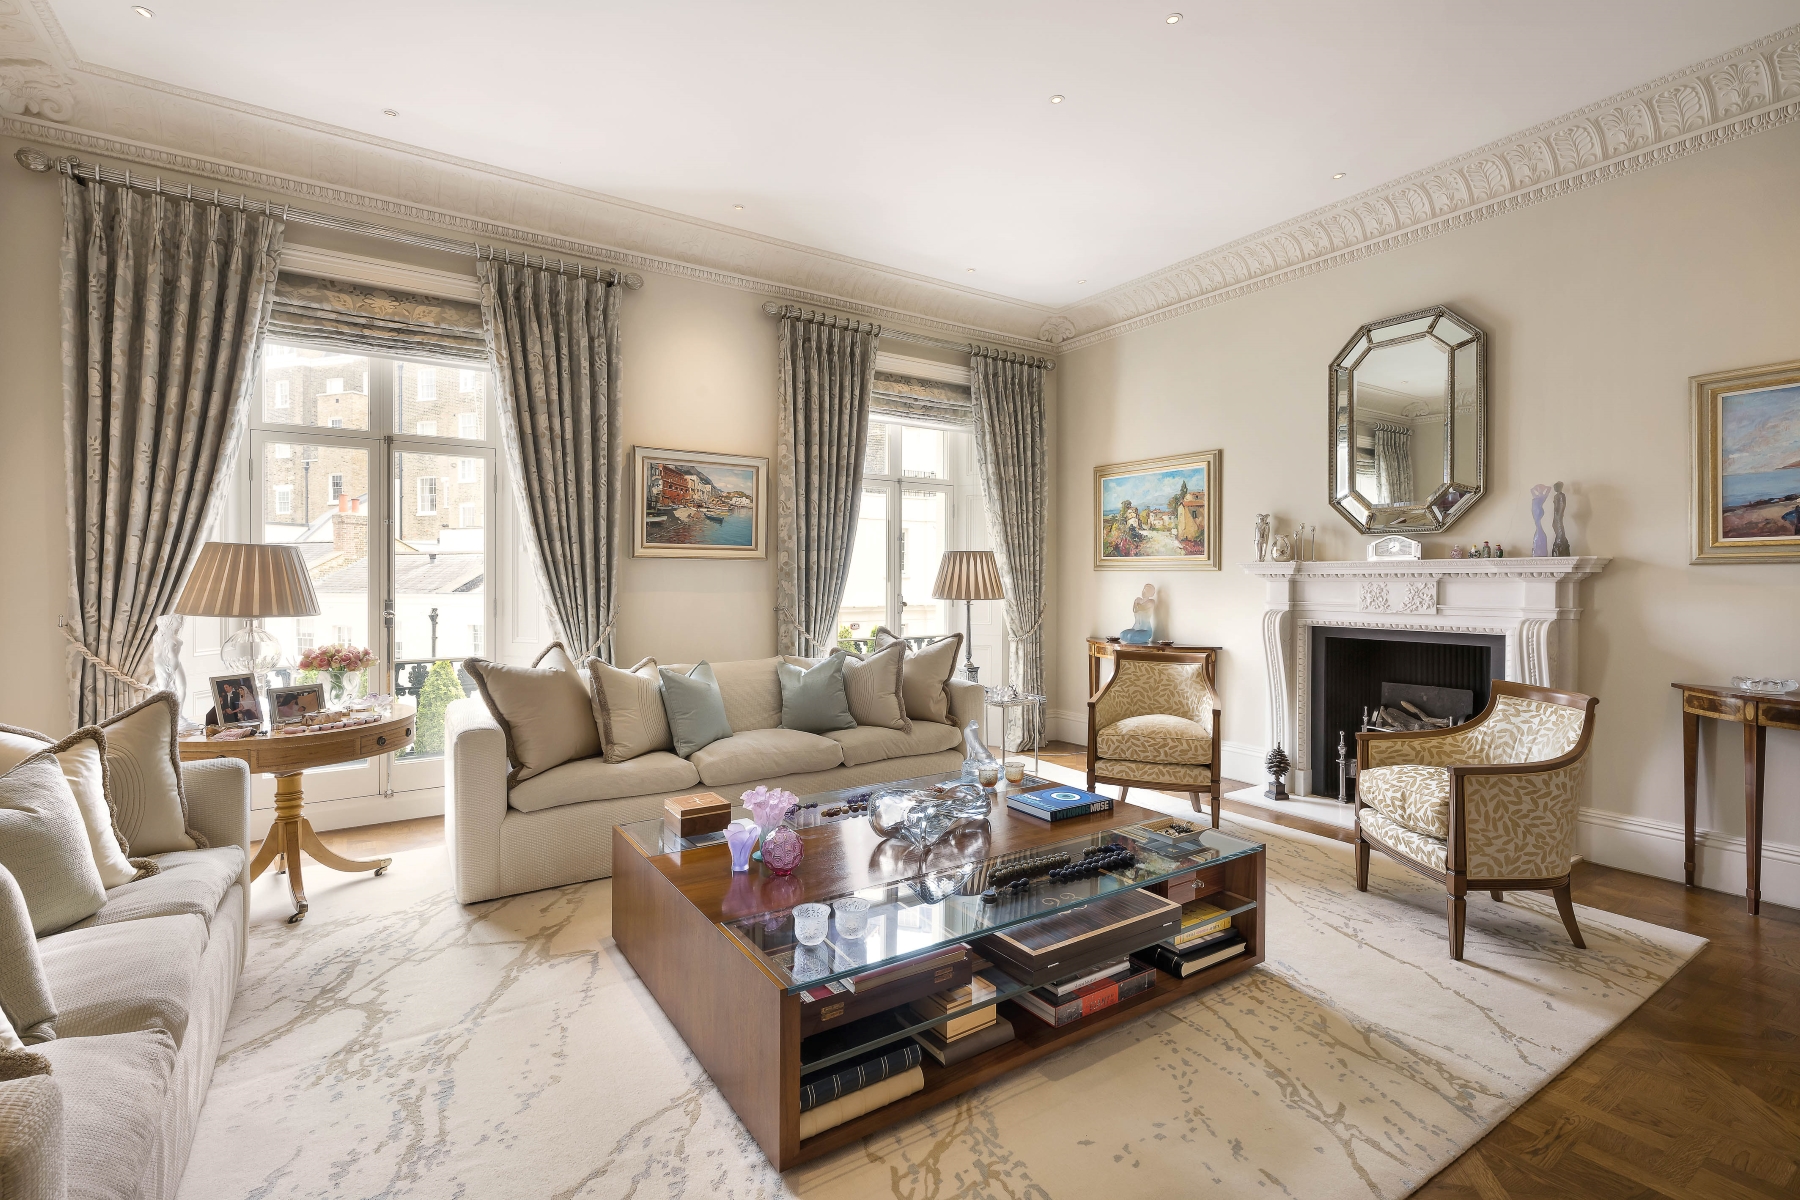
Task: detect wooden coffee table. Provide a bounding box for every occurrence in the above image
[612,783,1265,1169]
[177,701,415,923]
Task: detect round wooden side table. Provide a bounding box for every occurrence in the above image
[178,700,416,923]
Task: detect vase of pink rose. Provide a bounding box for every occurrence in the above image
[299,643,376,709]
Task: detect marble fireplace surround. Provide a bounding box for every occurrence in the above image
[1244,557,1610,796]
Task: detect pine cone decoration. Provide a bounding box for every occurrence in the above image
[1265,743,1290,778]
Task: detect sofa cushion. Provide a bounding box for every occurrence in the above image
[1360,807,1448,871]
[691,728,844,787]
[778,655,856,734]
[0,752,107,936]
[37,1029,176,1200]
[100,692,205,856]
[1358,763,1453,838]
[825,721,964,768]
[587,657,673,763]
[465,643,602,784]
[0,725,140,888]
[0,865,57,1044]
[1095,714,1213,765]
[508,752,702,814]
[0,1074,62,1200]
[699,658,785,733]
[660,662,734,758]
[875,628,962,724]
[831,642,910,732]
[36,913,207,1043]
[69,846,246,930]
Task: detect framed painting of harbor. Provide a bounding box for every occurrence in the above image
[632,446,767,559]
[1094,449,1221,570]
[1691,360,1800,564]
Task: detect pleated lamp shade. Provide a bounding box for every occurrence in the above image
[931,550,1006,601]
[175,542,321,618]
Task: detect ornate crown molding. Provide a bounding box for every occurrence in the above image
[1056,24,1800,351]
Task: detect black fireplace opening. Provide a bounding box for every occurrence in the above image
[1308,626,1506,799]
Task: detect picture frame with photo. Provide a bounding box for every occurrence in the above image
[1691,358,1800,564]
[209,673,264,727]
[632,446,768,559]
[268,682,327,725]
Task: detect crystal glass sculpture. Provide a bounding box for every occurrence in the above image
[761,825,803,876]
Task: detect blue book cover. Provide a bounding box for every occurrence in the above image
[1009,787,1113,820]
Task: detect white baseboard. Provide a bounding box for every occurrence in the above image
[1577,806,1800,910]
[249,788,445,841]
[1047,708,1085,747]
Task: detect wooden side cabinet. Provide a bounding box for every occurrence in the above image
[1674,682,1799,915]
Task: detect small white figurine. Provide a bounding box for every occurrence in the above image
[1120,584,1156,644]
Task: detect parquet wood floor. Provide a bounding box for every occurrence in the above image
[283,745,1800,1197]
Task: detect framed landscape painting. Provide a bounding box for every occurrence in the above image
[1094,449,1222,570]
[1691,359,1800,564]
[632,446,767,559]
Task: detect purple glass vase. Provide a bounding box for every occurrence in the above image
[725,818,759,873]
[761,825,804,876]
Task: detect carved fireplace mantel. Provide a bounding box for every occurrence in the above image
[1243,557,1609,795]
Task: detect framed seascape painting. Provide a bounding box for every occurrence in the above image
[1691,359,1800,564]
[1094,449,1222,570]
[632,446,767,559]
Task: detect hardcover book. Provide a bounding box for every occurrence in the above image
[975,888,1180,988]
[1007,786,1114,821]
[799,948,972,1037]
[799,1039,923,1113]
[1012,963,1156,1028]
[1134,932,1248,979]
[1044,958,1132,997]
[914,1015,1017,1066]
[798,1065,925,1141]
[909,970,1000,1039]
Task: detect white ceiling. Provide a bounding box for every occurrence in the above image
[47,1,1800,308]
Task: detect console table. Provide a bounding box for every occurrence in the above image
[1086,638,1221,695]
[1673,682,1799,914]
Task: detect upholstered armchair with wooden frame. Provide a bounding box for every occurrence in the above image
[1355,680,1599,960]
[1086,647,1223,826]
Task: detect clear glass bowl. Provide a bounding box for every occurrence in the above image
[1732,676,1798,694]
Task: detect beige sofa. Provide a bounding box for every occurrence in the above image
[444,656,983,903]
[0,758,251,1200]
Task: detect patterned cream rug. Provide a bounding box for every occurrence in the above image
[179,794,1703,1200]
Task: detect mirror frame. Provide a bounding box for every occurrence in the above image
[1328,304,1486,535]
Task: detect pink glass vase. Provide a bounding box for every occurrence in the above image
[761,825,804,876]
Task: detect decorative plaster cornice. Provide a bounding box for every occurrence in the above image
[1241,557,1611,583]
[1055,25,1800,350]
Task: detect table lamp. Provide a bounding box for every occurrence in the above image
[174,541,321,683]
[931,550,1005,682]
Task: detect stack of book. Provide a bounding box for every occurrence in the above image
[1011,957,1156,1028]
[909,966,1017,1065]
[1006,786,1114,822]
[797,1011,926,1139]
[795,945,970,1036]
[1131,897,1247,977]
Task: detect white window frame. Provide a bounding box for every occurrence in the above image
[459,501,476,528]
[272,484,293,515]
[272,379,290,408]
[328,473,345,500]
[326,377,344,394]
[458,412,479,439]
[418,370,437,401]
[417,476,438,515]
[416,420,437,436]
[459,370,479,393]
[457,457,478,483]
[853,416,968,636]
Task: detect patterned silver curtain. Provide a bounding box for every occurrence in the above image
[478,260,623,661]
[775,308,879,656]
[1373,422,1414,504]
[971,349,1049,742]
[61,176,285,724]
[267,273,488,362]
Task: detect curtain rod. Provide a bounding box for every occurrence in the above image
[14,146,644,290]
[764,305,1055,371]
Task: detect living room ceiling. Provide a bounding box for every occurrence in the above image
[40,1,1800,312]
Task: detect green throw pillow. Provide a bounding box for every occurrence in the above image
[659,662,734,759]
[777,655,856,734]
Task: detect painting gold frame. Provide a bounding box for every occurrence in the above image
[1093,449,1222,570]
[632,446,768,559]
[1690,358,1800,564]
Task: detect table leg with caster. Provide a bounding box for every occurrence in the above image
[298,821,392,877]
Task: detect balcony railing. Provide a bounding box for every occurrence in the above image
[394,657,478,758]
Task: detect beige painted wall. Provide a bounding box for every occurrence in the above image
[1054,122,1800,899]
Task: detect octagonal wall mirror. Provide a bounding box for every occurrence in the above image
[1329,305,1486,534]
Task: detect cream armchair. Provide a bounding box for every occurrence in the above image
[1355,680,1598,960]
[1086,648,1222,826]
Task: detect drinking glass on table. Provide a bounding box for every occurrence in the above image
[793,903,830,946]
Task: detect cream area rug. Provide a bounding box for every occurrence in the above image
[179,796,1703,1200]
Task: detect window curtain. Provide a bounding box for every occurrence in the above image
[775,309,879,656]
[266,273,488,362]
[477,260,623,661]
[60,176,285,725]
[970,349,1048,744]
[1372,422,1414,505]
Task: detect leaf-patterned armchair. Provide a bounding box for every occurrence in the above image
[1087,648,1222,826]
[1355,680,1598,960]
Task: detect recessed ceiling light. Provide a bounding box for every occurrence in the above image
[132,5,154,16]
[732,204,743,211]
[1078,279,1087,285]
[967,268,977,273]
[1049,94,1064,104]
[382,108,398,117]
[1166,12,1182,23]
[1332,172,1346,179]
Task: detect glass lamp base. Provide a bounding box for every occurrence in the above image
[222,624,283,678]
